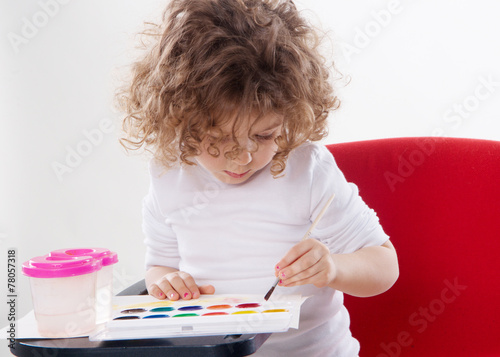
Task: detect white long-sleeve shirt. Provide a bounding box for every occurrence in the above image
[142,142,389,356]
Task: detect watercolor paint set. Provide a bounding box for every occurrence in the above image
[90,294,306,341]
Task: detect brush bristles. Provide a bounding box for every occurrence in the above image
[264,286,276,301]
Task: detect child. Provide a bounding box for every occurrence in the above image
[118,0,399,355]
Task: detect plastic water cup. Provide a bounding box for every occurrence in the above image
[49,248,118,324]
[22,255,101,338]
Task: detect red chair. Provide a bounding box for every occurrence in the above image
[327,137,500,357]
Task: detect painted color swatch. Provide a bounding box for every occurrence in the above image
[202,312,229,316]
[113,316,140,320]
[173,313,199,317]
[150,307,175,312]
[178,305,203,311]
[263,309,288,313]
[121,308,147,314]
[142,314,169,319]
[207,304,232,310]
[236,303,261,308]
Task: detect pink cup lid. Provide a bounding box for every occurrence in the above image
[22,255,101,278]
[50,248,118,267]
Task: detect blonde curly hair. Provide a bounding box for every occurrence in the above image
[118,0,340,177]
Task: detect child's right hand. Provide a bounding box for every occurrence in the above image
[147,270,215,300]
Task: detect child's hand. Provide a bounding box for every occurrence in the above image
[147,271,215,300]
[275,239,337,288]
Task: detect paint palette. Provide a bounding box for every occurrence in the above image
[89,294,306,341]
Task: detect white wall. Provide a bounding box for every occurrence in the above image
[1,0,499,326]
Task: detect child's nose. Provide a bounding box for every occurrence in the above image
[229,137,256,165]
[233,148,252,165]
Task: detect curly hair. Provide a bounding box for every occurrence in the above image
[118,0,340,177]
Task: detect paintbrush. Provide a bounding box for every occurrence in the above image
[264,193,336,301]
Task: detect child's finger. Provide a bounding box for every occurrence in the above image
[275,240,316,276]
[155,278,180,300]
[182,276,201,299]
[198,285,216,295]
[147,284,167,300]
[168,273,195,300]
[279,250,322,282]
[151,272,213,300]
[277,239,336,288]
[280,259,321,286]
[149,279,179,300]
[282,269,323,287]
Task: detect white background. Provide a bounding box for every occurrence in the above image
[1,0,499,328]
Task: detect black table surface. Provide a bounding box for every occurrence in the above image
[11,333,271,357]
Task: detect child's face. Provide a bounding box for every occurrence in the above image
[196,113,283,184]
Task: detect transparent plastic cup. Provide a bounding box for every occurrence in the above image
[50,248,118,324]
[22,255,101,337]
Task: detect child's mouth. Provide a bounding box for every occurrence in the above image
[224,170,250,179]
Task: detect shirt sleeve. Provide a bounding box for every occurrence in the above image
[309,145,389,254]
[142,168,181,271]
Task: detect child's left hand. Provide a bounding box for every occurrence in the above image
[275,239,336,288]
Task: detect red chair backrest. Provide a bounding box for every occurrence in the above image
[327,137,500,357]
